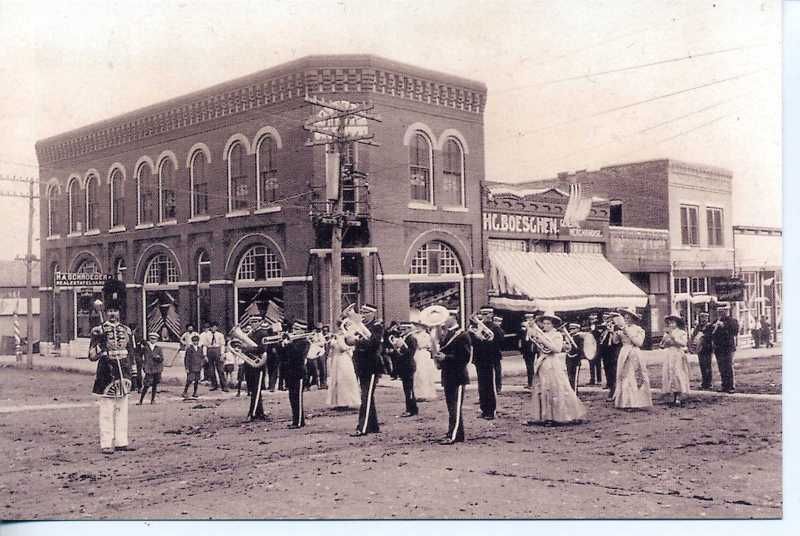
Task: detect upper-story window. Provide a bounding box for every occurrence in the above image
[110,169,125,228]
[410,240,462,275]
[257,135,278,207]
[144,254,179,285]
[197,250,211,283]
[47,184,59,237]
[85,174,99,231]
[341,143,360,214]
[673,277,689,294]
[228,142,250,211]
[158,158,177,222]
[690,277,707,294]
[680,204,699,246]
[137,162,155,225]
[190,150,209,217]
[237,245,282,280]
[409,132,433,203]
[707,207,724,247]
[609,200,623,226]
[68,178,82,233]
[441,138,465,207]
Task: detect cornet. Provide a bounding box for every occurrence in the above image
[468,314,495,341]
[388,324,416,352]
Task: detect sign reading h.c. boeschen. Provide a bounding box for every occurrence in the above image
[482,212,561,235]
[55,271,111,288]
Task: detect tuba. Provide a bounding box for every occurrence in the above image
[228,325,267,367]
[339,304,372,342]
[468,314,495,341]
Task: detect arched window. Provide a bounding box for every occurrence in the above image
[144,253,179,285]
[442,138,465,207]
[143,253,181,342]
[137,163,155,225]
[85,174,99,231]
[114,257,127,282]
[110,169,125,228]
[234,245,284,326]
[609,199,623,226]
[257,135,278,207]
[190,150,209,217]
[47,185,59,237]
[228,142,250,211]
[409,132,433,203]
[409,240,463,322]
[68,178,82,233]
[159,158,176,222]
[197,250,211,283]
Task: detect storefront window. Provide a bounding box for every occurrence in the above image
[75,260,101,338]
[570,242,603,254]
[690,277,707,294]
[143,254,181,343]
[488,239,527,252]
[409,240,463,322]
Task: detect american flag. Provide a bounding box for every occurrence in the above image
[239,300,262,331]
[563,182,592,227]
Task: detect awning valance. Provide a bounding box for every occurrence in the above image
[488,251,647,312]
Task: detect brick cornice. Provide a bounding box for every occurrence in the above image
[35,55,487,166]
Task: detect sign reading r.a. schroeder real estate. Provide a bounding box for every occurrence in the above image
[55,271,111,288]
[483,212,561,236]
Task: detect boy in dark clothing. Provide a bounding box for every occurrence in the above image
[183,335,203,399]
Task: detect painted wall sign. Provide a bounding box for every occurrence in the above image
[55,271,111,288]
[482,212,561,236]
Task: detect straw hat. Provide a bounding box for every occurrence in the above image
[618,307,641,322]
[536,311,562,326]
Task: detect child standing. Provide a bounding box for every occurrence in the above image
[183,335,203,399]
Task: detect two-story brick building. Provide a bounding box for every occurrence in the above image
[36,55,487,354]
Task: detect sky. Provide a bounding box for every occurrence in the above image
[0,0,782,260]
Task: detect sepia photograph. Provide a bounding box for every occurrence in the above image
[0,0,785,522]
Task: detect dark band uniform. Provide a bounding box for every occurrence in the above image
[691,317,715,389]
[470,326,501,419]
[597,321,621,397]
[565,327,584,391]
[711,308,739,393]
[353,320,385,435]
[519,318,539,388]
[438,326,472,443]
[389,325,418,416]
[284,328,310,428]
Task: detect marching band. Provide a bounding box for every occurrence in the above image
[87,280,729,453]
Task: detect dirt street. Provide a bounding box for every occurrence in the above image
[0,357,781,520]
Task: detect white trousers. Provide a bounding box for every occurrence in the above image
[98,396,129,449]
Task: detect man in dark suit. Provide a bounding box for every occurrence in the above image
[564,323,584,391]
[712,303,740,393]
[435,314,472,445]
[691,312,715,390]
[388,323,418,417]
[518,312,539,389]
[351,304,385,437]
[469,306,499,420]
[284,320,310,428]
[138,332,164,405]
[597,313,622,400]
[586,313,602,385]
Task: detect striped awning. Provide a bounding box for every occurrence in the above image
[488,251,647,312]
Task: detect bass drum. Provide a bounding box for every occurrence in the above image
[576,332,598,361]
[102,378,133,397]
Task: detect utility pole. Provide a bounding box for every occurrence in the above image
[1,174,40,369]
[304,97,381,325]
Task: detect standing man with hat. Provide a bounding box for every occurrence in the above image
[490,315,506,393]
[434,313,472,444]
[691,312,715,390]
[88,296,136,455]
[597,312,622,400]
[138,332,164,405]
[586,312,603,386]
[518,312,539,390]
[352,304,385,436]
[564,322,584,391]
[284,320,311,428]
[712,302,739,393]
[470,306,499,420]
[201,321,229,392]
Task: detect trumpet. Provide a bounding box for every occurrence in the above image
[560,326,579,353]
[468,314,495,341]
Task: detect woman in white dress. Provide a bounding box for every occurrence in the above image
[411,324,438,401]
[528,312,587,424]
[613,308,653,410]
[326,325,360,409]
[660,314,691,406]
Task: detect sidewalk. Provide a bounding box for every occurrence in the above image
[0,343,782,385]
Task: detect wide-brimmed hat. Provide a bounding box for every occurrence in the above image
[536,311,562,326]
[664,313,685,328]
[618,307,641,322]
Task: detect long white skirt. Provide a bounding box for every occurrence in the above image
[413,349,438,401]
[528,353,586,423]
[326,351,360,409]
[614,345,653,409]
[661,347,691,395]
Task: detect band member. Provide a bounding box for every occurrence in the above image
[326,320,360,409]
[389,323,418,417]
[352,304,385,437]
[691,312,715,390]
[586,313,603,385]
[661,314,690,406]
[383,320,400,380]
[138,333,164,405]
[241,340,268,421]
[88,298,136,455]
[564,323,583,391]
[264,325,282,392]
[285,320,311,428]
[305,323,326,390]
[612,308,653,410]
[597,312,622,400]
[518,312,539,389]
[183,334,203,399]
[201,321,228,392]
[527,312,586,425]
[435,314,472,444]
[712,303,739,393]
[491,315,506,393]
[469,306,499,420]
[128,322,143,393]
